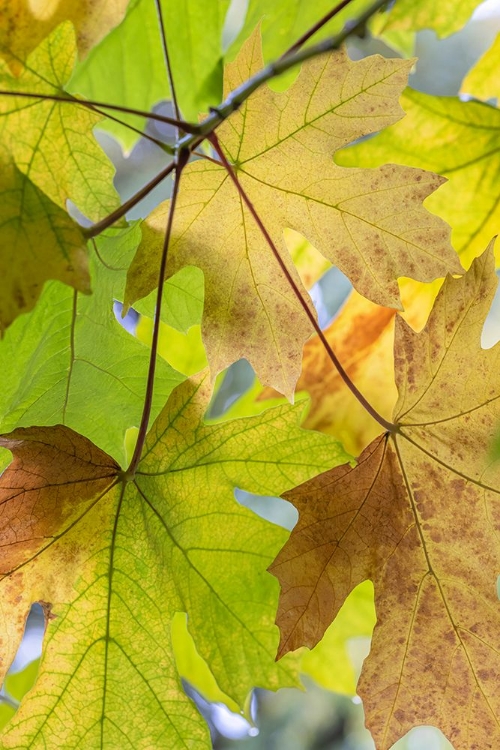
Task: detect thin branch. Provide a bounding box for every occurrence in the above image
[177,0,388,152]
[0,89,197,132]
[90,105,174,153]
[84,161,175,238]
[209,134,397,434]
[154,0,182,125]
[192,149,221,165]
[126,148,190,478]
[281,0,356,56]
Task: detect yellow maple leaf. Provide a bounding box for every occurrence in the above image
[270,243,500,749]
[125,29,461,398]
[0,151,89,332]
[0,0,129,72]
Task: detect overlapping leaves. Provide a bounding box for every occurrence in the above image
[0,226,187,464]
[1,2,498,748]
[337,88,500,268]
[0,22,120,331]
[0,374,347,748]
[271,247,500,750]
[126,29,459,398]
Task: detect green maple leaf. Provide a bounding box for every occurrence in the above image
[124,30,460,399]
[0,151,89,332]
[71,0,232,144]
[0,374,348,748]
[229,0,373,64]
[0,226,190,463]
[0,22,119,220]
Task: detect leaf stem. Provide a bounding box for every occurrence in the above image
[0,89,195,132]
[154,0,182,125]
[84,161,176,238]
[82,0,387,238]
[209,134,397,434]
[177,0,388,152]
[281,0,357,56]
[126,148,190,478]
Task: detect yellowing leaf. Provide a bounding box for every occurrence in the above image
[337,88,500,268]
[271,245,500,750]
[301,581,376,697]
[373,0,483,37]
[0,152,89,332]
[461,32,500,102]
[259,281,436,456]
[0,23,119,220]
[125,30,459,397]
[0,0,129,70]
[284,229,330,290]
[0,374,347,748]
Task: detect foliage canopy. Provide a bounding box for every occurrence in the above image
[0,1,499,749]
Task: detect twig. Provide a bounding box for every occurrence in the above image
[81,0,388,238]
[178,0,388,152]
[154,0,182,125]
[84,161,176,238]
[0,89,196,132]
[209,134,397,434]
[126,148,190,478]
[281,0,357,56]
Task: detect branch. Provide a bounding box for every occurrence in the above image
[154,0,182,125]
[281,0,356,56]
[178,0,388,152]
[126,148,190,478]
[209,133,397,434]
[0,89,196,132]
[84,161,175,238]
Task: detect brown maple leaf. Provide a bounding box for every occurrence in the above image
[270,244,500,750]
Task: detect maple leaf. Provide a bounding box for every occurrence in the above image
[373,0,483,36]
[0,0,129,72]
[124,29,460,398]
[258,280,437,455]
[337,88,500,268]
[0,226,186,462]
[0,373,348,748]
[71,0,232,141]
[270,244,500,750]
[0,150,89,332]
[461,32,500,103]
[0,23,119,220]
[231,0,373,63]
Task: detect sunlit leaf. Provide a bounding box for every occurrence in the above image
[271,245,500,750]
[125,31,459,398]
[0,374,347,748]
[0,23,119,220]
[0,0,129,71]
[0,227,184,463]
[338,88,500,267]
